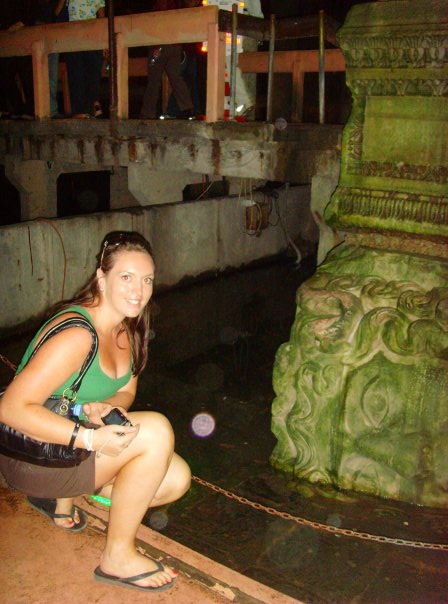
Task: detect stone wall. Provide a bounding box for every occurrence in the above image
[0,185,311,334]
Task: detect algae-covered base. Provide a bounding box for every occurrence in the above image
[271,244,448,508]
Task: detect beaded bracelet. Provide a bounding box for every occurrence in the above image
[68,422,81,450]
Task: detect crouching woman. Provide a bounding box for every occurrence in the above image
[0,231,190,593]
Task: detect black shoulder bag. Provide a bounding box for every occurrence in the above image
[0,316,98,467]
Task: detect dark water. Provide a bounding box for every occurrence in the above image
[1,256,447,603]
[132,257,448,604]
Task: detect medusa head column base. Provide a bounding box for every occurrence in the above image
[271,243,448,509]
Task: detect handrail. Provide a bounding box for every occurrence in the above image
[0,7,220,56]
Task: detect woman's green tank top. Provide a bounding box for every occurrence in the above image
[16,306,133,403]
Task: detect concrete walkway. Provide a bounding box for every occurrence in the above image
[0,480,300,604]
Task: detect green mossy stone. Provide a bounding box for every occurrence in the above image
[271,245,448,508]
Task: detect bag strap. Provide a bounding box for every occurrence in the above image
[25,315,99,400]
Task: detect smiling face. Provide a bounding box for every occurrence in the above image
[97,249,155,319]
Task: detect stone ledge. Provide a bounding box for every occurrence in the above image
[77,495,301,604]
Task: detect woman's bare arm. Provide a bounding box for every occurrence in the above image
[0,326,92,445]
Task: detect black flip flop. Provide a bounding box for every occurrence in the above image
[27,497,88,532]
[93,562,177,592]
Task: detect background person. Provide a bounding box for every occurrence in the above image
[46,0,69,118]
[0,0,68,119]
[139,0,194,120]
[0,0,39,118]
[164,0,202,118]
[65,0,105,118]
[0,231,190,592]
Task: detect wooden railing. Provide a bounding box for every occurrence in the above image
[0,7,345,124]
[0,6,226,122]
[238,49,345,123]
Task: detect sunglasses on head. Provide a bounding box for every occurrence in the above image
[99,232,150,268]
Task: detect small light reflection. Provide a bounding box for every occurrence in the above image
[191,412,216,438]
[326,513,342,528]
[149,510,168,531]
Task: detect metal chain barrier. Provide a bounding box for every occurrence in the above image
[192,475,448,551]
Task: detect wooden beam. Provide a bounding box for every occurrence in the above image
[275,15,340,46]
[116,32,128,119]
[217,12,340,46]
[206,23,226,122]
[31,39,50,118]
[291,60,304,123]
[218,10,266,41]
[0,6,220,57]
[238,49,345,74]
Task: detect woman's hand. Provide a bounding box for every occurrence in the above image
[92,423,140,457]
[82,402,113,426]
[83,402,132,426]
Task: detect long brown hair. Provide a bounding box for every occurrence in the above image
[54,231,154,376]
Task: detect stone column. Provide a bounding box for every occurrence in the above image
[109,167,139,210]
[128,163,193,206]
[270,0,448,508]
[4,156,59,220]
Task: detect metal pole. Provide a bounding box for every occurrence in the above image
[266,14,276,122]
[318,9,325,125]
[229,3,238,120]
[107,0,118,125]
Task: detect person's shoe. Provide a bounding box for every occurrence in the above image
[177,109,194,120]
[93,101,103,118]
[159,113,176,120]
[27,497,88,532]
[93,561,178,592]
[14,114,34,120]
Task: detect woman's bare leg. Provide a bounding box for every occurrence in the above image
[54,497,82,528]
[93,411,191,588]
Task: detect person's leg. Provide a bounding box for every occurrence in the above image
[65,51,88,115]
[17,56,34,117]
[28,496,86,530]
[84,50,104,116]
[0,58,22,115]
[166,51,187,117]
[166,92,180,117]
[164,45,193,114]
[54,497,82,527]
[94,411,191,588]
[186,55,202,116]
[140,47,165,119]
[48,53,60,117]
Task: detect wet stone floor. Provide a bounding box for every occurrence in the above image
[2,256,448,603]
